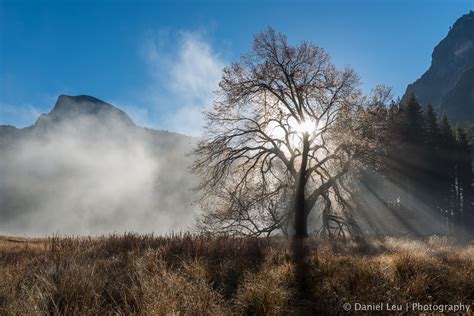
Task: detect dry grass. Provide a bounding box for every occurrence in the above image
[0,234,473,315]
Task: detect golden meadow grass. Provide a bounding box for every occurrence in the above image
[0,234,473,315]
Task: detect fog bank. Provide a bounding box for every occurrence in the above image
[0,95,198,236]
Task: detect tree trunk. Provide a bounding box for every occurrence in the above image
[292,133,311,297]
[294,133,309,238]
[294,177,308,237]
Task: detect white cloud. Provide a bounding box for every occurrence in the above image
[144,31,225,136]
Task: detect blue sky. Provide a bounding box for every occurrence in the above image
[1,0,473,135]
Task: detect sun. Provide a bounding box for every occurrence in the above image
[265,117,321,151]
[290,118,318,135]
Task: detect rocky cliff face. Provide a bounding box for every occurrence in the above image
[439,68,474,122]
[403,11,474,120]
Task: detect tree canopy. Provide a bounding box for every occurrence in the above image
[193,28,389,238]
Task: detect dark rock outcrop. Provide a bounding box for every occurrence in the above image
[403,11,474,120]
[439,68,474,122]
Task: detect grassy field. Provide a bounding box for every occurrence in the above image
[0,234,473,315]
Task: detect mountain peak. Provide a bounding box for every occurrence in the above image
[56,94,106,104]
[432,11,474,64]
[35,94,135,127]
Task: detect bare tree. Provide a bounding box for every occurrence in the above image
[193,28,388,239]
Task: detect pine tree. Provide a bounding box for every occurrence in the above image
[422,103,442,217]
[455,125,473,234]
[424,103,440,148]
[380,96,471,236]
[398,94,426,206]
[439,113,457,232]
[401,93,425,144]
[440,114,456,148]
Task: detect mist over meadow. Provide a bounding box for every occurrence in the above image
[0,96,198,235]
[0,94,458,237]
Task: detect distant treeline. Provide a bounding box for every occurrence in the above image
[371,93,473,236]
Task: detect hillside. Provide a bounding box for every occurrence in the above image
[0,95,197,235]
